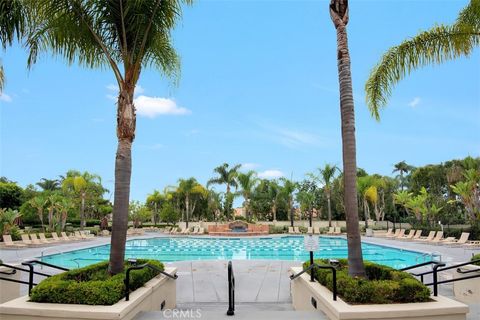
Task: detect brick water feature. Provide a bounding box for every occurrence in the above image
[207,221,269,236]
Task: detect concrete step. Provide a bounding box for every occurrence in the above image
[133,302,327,320]
[134,310,325,320]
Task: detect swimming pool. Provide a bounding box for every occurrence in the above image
[40,236,433,269]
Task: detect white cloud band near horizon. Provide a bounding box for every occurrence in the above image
[134,95,191,118]
[0,93,12,103]
[408,97,421,107]
[258,169,284,179]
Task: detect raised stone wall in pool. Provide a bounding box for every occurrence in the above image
[208,221,269,236]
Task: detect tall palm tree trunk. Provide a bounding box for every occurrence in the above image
[330,0,365,277]
[186,194,190,228]
[80,194,86,229]
[327,192,332,227]
[109,87,136,275]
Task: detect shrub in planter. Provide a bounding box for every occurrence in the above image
[304,259,430,304]
[30,259,164,305]
[471,254,480,266]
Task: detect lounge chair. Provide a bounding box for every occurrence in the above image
[411,229,423,241]
[307,227,313,234]
[416,231,436,242]
[21,234,33,245]
[80,230,95,239]
[313,226,321,234]
[428,231,444,243]
[326,227,335,235]
[30,234,45,245]
[198,227,205,235]
[443,232,480,247]
[333,227,342,235]
[181,227,190,235]
[375,228,393,237]
[386,229,402,239]
[74,231,89,240]
[163,227,171,233]
[170,227,179,234]
[38,233,53,243]
[51,232,63,242]
[288,227,295,234]
[398,229,415,240]
[61,232,75,241]
[190,227,198,235]
[2,235,26,248]
[294,226,301,234]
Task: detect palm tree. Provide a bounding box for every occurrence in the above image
[27,0,191,275]
[146,190,165,226]
[62,172,102,229]
[54,198,73,231]
[392,161,414,190]
[0,0,26,92]
[0,208,21,236]
[310,164,339,227]
[36,178,61,191]
[177,178,206,228]
[28,195,48,232]
[279,177,297,227]
[329,0,365,277]
[365,0,480,119]
[207,163,241,219]
[236,171,258,222]
[267,180,281,222]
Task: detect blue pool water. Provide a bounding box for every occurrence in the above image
[40,236,431,269]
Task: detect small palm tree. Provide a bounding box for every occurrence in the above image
[177,178,206,227]
[146,190,165,226]
[392,161,414,190]
[310,164,339,227]
[0,0,26,92]
[236,171,258,222]
[28,195,48,232]
[26,1,192,273]
[0,208,21,236]
[207,163,241,219]
[54,198,74,231]
[279,177,297,227]
[329,0,365,277]
[36,178,61,191]
[366,0,480,119]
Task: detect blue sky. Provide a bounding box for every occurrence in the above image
[1,0,479,203]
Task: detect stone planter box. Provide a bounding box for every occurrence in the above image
[290,267,469,320]
[453,263,480,303]
[0,267,177,320]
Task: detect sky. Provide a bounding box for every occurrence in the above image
[1,0,479,203]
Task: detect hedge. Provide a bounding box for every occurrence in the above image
[30,259,164,305]
[304,259,431,304]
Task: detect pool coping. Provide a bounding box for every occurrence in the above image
[37,234,434,268]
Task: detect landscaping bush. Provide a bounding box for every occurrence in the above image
[66,219,101,227]
[269,225,286,234]
[304,259,430,304]
[30,259,164,305]
[471,254,480,266]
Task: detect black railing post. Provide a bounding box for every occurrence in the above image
[309,252,315,282]
[227,261,235,316]
[332,267,337,301]
[26,263,34,296]
[432,263,445,296]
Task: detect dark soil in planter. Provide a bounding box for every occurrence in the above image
[304,259,431,304]
[30,259,164,305]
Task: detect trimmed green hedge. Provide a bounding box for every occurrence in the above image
[304,259,431,304]
[471,254,480,266]
[30,259,164,305]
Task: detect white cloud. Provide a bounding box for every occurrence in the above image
[106,84,117,91]
[0,93,12,103]
[408,97,421,108]
[276,128,320,148]
[258,169,284,179]
[241,163,260,170]
[134,95,191,118]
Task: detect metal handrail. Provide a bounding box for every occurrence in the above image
[400,260,442,272]
[290,263,337,301]
[21,260,70,295]
[0,262,50,277]
[227,261,235,316]
[125,262,177,301]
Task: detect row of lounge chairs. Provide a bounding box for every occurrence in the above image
[165,226,205,235]
[287,226,343,235]
[1,231,95,248]
[377,229,480,246]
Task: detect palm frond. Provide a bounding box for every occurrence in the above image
[0,0,25,48]
[366,24,479,120]
[0,63,4,92]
